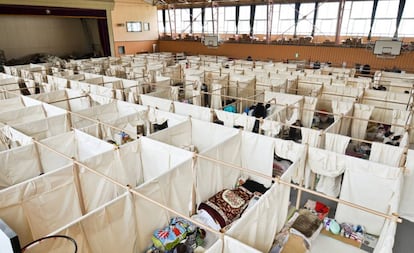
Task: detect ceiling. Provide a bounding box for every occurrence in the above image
[153,0,369,9]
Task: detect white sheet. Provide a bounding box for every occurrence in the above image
[196,135,242,203]
[173,101,212,122]
[369,142,404,167]
[301,127,322,147]
[211,83,222,109]
[331,100,353,136]
[241,131,274,187]
[351,104,374,140]
[0,144,42,189]
[38,193,137,253]
[261,119,282,137]
[390,109,410,136]
[335,157,402,235]
[0,166,81,245]
[302,97,318,128]
[325,133,351,154]
[227,176,291,252]
[307,147,346,197]
[399,150,414,221]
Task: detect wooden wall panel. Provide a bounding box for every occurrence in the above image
[114,40,157,56]
[159,40,414,72]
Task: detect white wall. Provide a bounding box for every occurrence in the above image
[0,15,94,59]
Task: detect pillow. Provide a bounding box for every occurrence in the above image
[291,210,322,238]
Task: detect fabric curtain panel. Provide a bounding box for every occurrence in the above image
[351,104,374,140]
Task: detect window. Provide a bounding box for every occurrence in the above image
[296,3,316,36]
[238,6,250,34]
[371,0,399,37]
[157,10,164,34]
[192,8,203,33]
[174,9,181,34]
[314,2,339,36]
[271,4,280,35]
[223,6,236,34]
[180,9,191,34]
[204,7,218,34]
[278,4,295,35]
[253,5,267,35]
[342,1,373,36]
[398,0,414,37]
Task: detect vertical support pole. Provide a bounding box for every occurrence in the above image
[191,154,197,216]
[266,0,273,44]
[335,0,346,45]
[73,161,87,215]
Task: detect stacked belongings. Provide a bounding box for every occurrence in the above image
[146,217,206,253]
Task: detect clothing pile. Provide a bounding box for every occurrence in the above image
[146,217,206,253]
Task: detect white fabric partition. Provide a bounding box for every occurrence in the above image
[214,110,256,131]
[215,109,235,127]
[38,130,114,173]
[139,137,194,181]
[331,100,353,136]
[399,150,414,221]
[335,157,402,235]
[226,170,292,252]
[0,144,43,189]
[149,119,240,154]
[196,136,242,203]
[146,107,187,128]
[136,162,193,218]
[241,131,275,187]
[192,119,239,153]
[274,139,307,184]
[0,96,25,113]
[146,120,192,149]
[0,166,81,245]
[0,125,33,149]
[369,142,405,167]
[72,102,147,129]
[222,236,262,253]
[362,89,409,123]
[302,97,318,128]
[0,105,46,125]
[307,147,346,197]
[140,94,173,112]
[210,83,222,109]
[173,101,212,122]
[12,114,70,140]
[351,104,374,140]
[134,188,175,252]
[301,127,322,147]
[325,133,351,154]
[391,109,411,136]
[261,119,282,137]
[32,193,137,253]
[46,75,69,91]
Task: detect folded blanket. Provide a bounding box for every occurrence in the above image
[199,186,253,228]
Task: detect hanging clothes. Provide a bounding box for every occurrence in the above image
[390,109,410,136]
[302,97,318,128]
[308,147,346,197]
[210,83,222,109]
[351,104,374,140]
[331,100,353,136]
[369,142,404,167]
